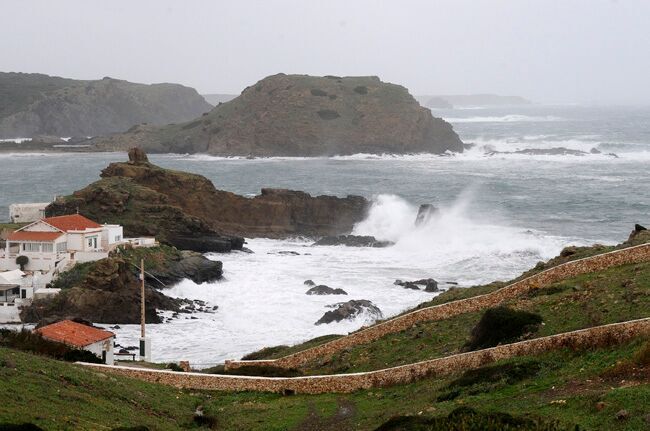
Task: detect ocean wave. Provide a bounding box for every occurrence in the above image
[444,114,564,123]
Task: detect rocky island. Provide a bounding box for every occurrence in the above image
[89,74,464,156]
[46,148,370,250]
[0,72,211,139]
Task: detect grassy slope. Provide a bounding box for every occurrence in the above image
[298,261,649,374]
[1,341,648,430]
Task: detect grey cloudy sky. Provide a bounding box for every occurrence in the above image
[2,0,649,104]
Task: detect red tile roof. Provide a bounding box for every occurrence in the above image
[36,320,114,348]
[7,231,64,241]
[42,214,101,232]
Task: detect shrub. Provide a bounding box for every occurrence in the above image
[0,329,103,364]
[465,307,543,351]
[166,362,183,372]
[310,88,328,97]
[317,109,340,120]
[354,85,368,95]
[15,255,29,271]
[437,361,541,401]
[375,407,572,431]
[602,340,650,378]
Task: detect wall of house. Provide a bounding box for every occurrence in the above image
[102,225,123,247]
[79,318,650,394]
[85,338,114,365]
[226,243,650,370]
[9,204,49,223]
[23,221,59,233]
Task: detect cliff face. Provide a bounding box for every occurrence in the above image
[0,73,211,138]
[91,74,464,156]
[46,149,368,244]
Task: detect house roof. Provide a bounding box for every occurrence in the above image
[0,269,25,285]
[36,320,114,348]
[41,214,101,232]
[7,231,64,242]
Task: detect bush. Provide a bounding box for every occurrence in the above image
[310,88,328,97]
[15,255,29,271]
[317,109,340,120]
[354,85,368,95]
[0,329,103,364]
[437,361,541,401]
[375,407,573,431]
[207,364,302,377]
[166,362,183,372]
[465,307,543,351]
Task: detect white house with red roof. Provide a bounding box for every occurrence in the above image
[37,319,115,365]
[0,214,124,272]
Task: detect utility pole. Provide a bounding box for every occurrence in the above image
[139,258,151,362]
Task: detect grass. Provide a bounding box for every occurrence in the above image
[294,261,650,375]
[1,339,649,430]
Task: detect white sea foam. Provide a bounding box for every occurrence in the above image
[109,191,585,366]
[444,114,564,123]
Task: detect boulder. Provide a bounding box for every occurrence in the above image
[313,235,393,247]
[304,280,316,286]
[128,147,149,164]
[415,204,437,226]
[306,285,348,295]
[394,278,439,292]
[315,300,383,325]
[145,251,223,286]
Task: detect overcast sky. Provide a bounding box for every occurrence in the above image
[2,0,649,104]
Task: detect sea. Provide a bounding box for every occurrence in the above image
[1,104,649,366]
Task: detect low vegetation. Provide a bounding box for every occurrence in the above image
[464,307,543,351]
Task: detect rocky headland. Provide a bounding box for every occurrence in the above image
[46,149,369,249]
[89,74,464,156]
[0,73,211,139]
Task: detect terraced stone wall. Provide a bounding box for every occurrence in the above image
[80,318,650,394]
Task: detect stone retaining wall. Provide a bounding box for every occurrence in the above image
[226,243,650,370]
[80,318,650,394]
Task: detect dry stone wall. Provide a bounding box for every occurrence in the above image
[226,243,650,370]
[80,318,650,394]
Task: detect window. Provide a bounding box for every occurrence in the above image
[114,235,122,242]
[22,243,40,252]
[87,236,98,249]
[42,243,53,253]
[56,242,67,253]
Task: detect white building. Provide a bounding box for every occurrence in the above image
[36,319,115,365]
[9,203,50,223]
[0,214,124,272]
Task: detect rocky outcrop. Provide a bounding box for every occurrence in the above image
[394,278,439,292]
[20,257,181,324]
[90,74,464,156]
[46,150,368,241]
[306,285,348,295]
[315,300,383,325]
[144,251,223,286]
[415,204,437,226]
[0,73,211,138]
[312,235,393,247]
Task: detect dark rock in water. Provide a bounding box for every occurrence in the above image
[315,299,382,325]
[415,204,437,226]
[168,235,242,253]
[590,147,602,154]
[240,247,254,254]
[46,150,367,245]
[394,278,439,292]
[304,280,316,286]
[274,251,300,256]
[145,251,223,286]
[634,224,647,232]
[313,235,393,248]
[627,223,649,244]
[306,285,348,295]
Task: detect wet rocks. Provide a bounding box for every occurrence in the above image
[394,278,439,292]
[313,235,393,248]
[415,204,437,226]
[304,280,316,286]
[146,251,223,286]
[315,300,383,325]
[306,285,348,295]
